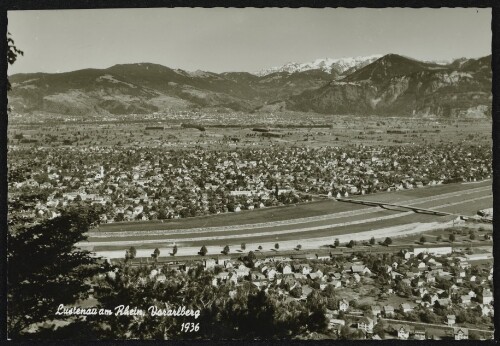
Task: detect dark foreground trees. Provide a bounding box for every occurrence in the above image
[7,32,23,91]
[90,263,332,340]
[7,206,108,338]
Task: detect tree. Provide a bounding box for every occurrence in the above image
[241,243,246,251]
[152,248,160,260]
[373,321,386,338]
[290,285,302,298]
[469,331,481,340]
[199,245,208,256]
[247,251,256,262]
[370,237,376,245]
[258,245,263,251]
[340,325,351,340]
[296,244,302,250]
[128,246,137,260]
[274,243,279,250]
[470,233,476,240]
[395,280,412,298]
[384,237,393,246]
[172,244,178,256]
[157,209,168,220]
[334,238,340,247]
[436,235,442,242]
[420,235,427,244]
[7,32,24,91]
[347,240,355,248]
[222,245,230,255]
[7,207,107,338]
[449,234,456,243]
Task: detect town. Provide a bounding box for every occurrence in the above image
[8,140,491,227]
[98,229,493,340]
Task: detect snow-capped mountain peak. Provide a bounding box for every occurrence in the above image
[254,54,383,76]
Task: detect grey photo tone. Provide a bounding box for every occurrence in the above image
[6,8,493,341]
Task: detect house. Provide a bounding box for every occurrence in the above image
[437,298,451,307]
[229,273,238,285]
[316,254,330,261]
[203,258,216,269]
[384,305,395,317]
[217,256,231,266]
[460,295,471,305]
[357,317,374,333]
[351,265,372,275]
[330,280,342,288]
[402,278,412,286]
[479,304,494,317]
[401,249,414,259]
[331,272,342,280]
[406,268,420,279]
[301,264,312,275]
[250,272,265,281]
[413,327,426,340]
[482,289,493,304]
[301,285,313,299]
[339,299,349,312]
[391,271,403,280]
[400,303,413,313]
[265,268,278,280]
[293,273,306,280]
[312,269,324,278]
[235,266,250,278]
[398,325,410,340]
[447,315,456,326]
[425,273,436,283]
[371,306,382,316]
[216,272,230,281]
[454,327,469,340]
[280,264,292,275]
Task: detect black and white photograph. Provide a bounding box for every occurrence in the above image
[5,6,495,340]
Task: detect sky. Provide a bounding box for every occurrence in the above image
[7,8,492,75]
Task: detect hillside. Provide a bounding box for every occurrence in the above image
[8,54,492,118]
[287,54,492,118]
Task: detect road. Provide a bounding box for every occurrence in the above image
[80,180,492,258]
[380,318,494,334]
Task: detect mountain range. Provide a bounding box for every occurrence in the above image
[254,55,383,76]
[8,53,492,118]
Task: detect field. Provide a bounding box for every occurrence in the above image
[8,114,491,149]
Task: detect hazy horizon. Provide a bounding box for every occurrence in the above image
[8,8,491,75]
